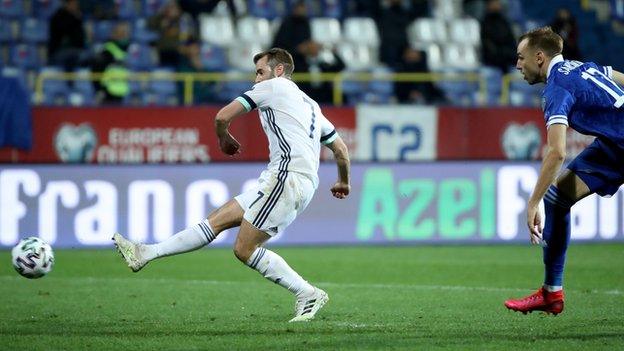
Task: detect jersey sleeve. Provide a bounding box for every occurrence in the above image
[319,113,338,145]
[601,65,613,79]
[235,80,273,112]
[543,84,575,128]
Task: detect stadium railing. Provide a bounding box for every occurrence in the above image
[33,71,531,106]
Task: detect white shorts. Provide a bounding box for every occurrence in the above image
[235,170,315,236]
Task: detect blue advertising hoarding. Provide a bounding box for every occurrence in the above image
[1,162,623,248]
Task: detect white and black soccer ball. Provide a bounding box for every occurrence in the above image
[11,237,55,279]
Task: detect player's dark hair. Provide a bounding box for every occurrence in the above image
[253,48,295,77]
[519,26,564,58]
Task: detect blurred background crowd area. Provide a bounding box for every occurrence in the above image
[0,0,623,107]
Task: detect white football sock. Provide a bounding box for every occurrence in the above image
[140,219,217,262]
[544,284,563,292]
[247,247,315,297]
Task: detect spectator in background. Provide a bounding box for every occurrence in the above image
[177,37,214,103]
[463,0,485,20]
[378,0,444,104]
[148,0,195,67]
[48,0,87,71]
[550,8,582,61]
[272,1,318,74]
[480,0,516,74]
[178,0,238,20]
[92,22,131,104]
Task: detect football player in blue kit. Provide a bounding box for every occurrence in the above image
[504,27,624,314]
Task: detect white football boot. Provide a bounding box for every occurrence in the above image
[289,288,329,322]
[112,233,148,272]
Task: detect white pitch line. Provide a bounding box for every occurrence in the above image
[1,275,621,296]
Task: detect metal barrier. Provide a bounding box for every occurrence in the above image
[35,70,519,106]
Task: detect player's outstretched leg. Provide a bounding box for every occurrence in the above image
[112,218,217,272]
[235,220,329,322]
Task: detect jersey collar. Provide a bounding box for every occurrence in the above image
[546,54,564,79]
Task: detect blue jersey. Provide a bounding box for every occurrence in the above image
[542,55,624,149]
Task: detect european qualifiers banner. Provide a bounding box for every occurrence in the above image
[0,163,623,248]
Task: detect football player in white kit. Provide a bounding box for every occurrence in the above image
[113,48,351,322]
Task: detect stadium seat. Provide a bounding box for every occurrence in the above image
[408,18,447,45]
[236,17,272,47]
[142,0,166,17]
[115,0,139,19]
[126,43,158,70]
[228,43,263,71]
[132,18,158,43]
[199,15,236,47]
[68,90,95,106]
[443,43,479,70]
[336,42,373,71]
[10,44,39,69]
[424,43,444,71]
[40,66,70,105]
[199,43,228,71]
[342,17,379,47]
[311,18,342,46]
[437,68,478,106]
[149,68,176,95]
[509,72,541,106]
[367,67,394,104]
[0,20,18,43]
[320,0,342,18]
[431,0,461,19]
[448,18,480,46]
[480,66,503,105]
[215,71,253,102]
[1,66,27,89]
[73,68,96,98]
[93,21,116,42]
[0,0,26,18]
[21,18,49,43]
[32,0,61,18]
[246,0,279,19]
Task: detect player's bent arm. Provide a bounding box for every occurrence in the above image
[528,124,567,207]
[325,135,350,184]
[612,70,624,88]
[215,100,248,137]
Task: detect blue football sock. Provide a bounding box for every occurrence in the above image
[542,185,575,287]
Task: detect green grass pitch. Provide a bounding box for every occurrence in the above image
[1,244,623,350]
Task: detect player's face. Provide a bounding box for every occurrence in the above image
[516,39,541,85]
[254,56,273,83]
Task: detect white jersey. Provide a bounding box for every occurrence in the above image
[236,77,338,188]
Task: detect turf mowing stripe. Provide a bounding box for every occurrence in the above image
[1,275,621,296]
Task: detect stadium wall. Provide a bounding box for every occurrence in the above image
[0,106,594,163]
[0,162,623,248]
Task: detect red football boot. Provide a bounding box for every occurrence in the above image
[504,287,564,315]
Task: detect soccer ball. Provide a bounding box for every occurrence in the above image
[11,237,55,279]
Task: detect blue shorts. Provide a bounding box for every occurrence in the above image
[567,138,624,196]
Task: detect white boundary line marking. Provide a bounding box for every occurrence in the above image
[1,275,621,296]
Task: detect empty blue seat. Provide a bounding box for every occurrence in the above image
[126,43,157,70]
[93,21,116,42]
[0,0,26,18]
[216,78,252,102]
[0,20,17,43]
[21,18,49,43]
[247,0,279,19]
[142,0,167,17]
[115,0,139,19]
[199,44,227,71]
[32,0,61,18]
[149,69,176,95]
[10,44,40,69]
[321,0,342,18]
[132,18,158,43]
